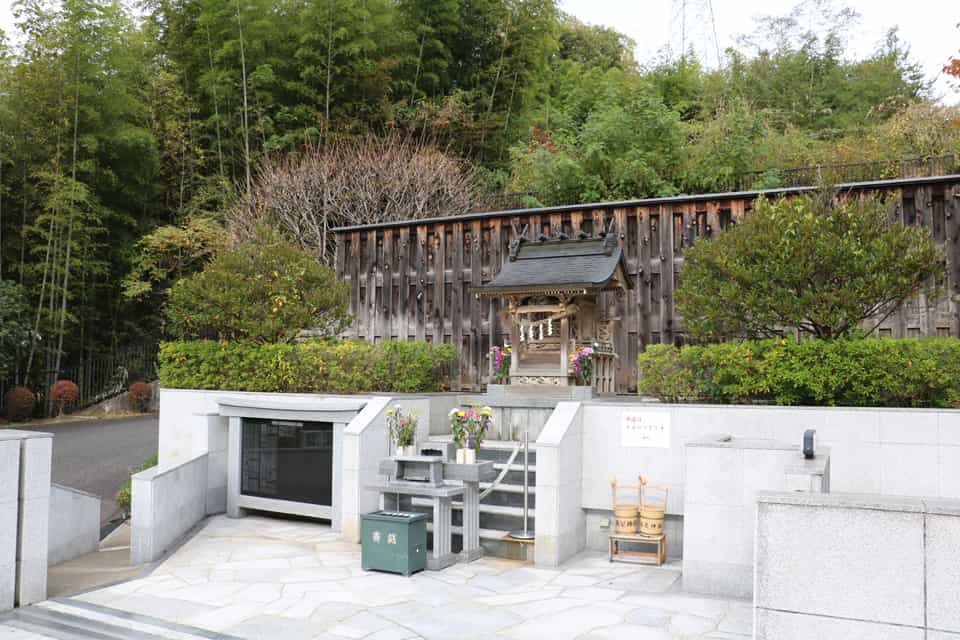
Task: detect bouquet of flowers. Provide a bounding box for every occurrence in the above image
[449,405,494,454]
[386,405,417,450]
[569,345,595,385]
[491,345,511,384]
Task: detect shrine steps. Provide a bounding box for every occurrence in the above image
[411,438,537,562]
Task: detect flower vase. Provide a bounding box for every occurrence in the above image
[464,448,476,464]
[398,444,416,457]
[456,448,469,464]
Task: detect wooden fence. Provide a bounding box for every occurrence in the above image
[334,175,960,392]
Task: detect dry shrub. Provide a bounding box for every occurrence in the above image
[228,133,483,263]
[128,381,153,412]
[49,380,80,416]
[4,387,35,421]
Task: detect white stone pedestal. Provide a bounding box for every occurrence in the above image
[0,430,52,611]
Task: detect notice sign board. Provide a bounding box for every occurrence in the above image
[621,411,671,448]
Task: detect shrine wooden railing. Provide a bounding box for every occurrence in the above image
[333,175,960,393]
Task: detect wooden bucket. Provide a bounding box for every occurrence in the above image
[640,485,668,536]
[613,503,639,534]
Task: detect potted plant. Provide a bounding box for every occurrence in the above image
[387,405,418,456]
[449,405,493,463]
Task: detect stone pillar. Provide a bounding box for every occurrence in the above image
[427,496,457,570]
[460,481,482,561]
[226,417,246,518]
[0,438,21,612]
[16,434,52,606]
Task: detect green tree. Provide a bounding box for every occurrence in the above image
[676,191,946,340]
[0,281,31,379]
[165,236,350,342]
[557,15,636,71]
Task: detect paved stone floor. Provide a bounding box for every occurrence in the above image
[72,515,751,639]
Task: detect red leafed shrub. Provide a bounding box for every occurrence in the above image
[128,381,153,412]
[49,380,80,416]
[4,387,36,422]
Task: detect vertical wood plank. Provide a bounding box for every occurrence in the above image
[489,220,502,348]
[350,231,361,337]
[366,230,378,342]
[452,222,464,388]
[382,229,394,339]
[416,226,427,342]
[398,227,410,340]
[638,206,651,349]
[660,204,674,344]
[471,219,483,389]
[433,223,446,342]
[947,186,960,337]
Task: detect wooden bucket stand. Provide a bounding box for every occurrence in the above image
[608,476,668,566]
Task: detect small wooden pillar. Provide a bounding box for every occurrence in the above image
[559,316,570,385]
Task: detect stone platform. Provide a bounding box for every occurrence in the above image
[3,514,752,639]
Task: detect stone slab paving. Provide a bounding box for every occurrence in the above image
[64,515,751,640]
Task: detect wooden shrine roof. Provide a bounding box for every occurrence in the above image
[474,233,631,296]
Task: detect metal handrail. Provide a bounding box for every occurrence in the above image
[478,442,521,501]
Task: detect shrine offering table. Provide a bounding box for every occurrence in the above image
[371,458,495,570]
[608,532,666,566]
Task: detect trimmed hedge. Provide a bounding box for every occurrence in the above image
[159,339,458,393]
[636,338,960,408]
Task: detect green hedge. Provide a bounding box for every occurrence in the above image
[158,339,458,393]
[636,338,960,408]
[114,454,158,515]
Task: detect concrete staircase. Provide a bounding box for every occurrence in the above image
[417,439,537,561]
[0,598,241,640]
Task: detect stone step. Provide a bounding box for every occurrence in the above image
[478,481,536,494]
[2,598,244,640]
[426,522,512,542]
[493,462,537,473]
[478,440,538,451]
[1,607,166,640]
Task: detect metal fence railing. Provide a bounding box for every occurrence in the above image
[1,345,157,416]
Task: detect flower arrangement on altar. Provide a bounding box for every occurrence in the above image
[448,405,493,463]
[491,345,511,383]
[386,405,418,456]
[569,345,595,385]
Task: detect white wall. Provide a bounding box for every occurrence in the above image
[581,403,960,518]
[130,454,208,565]
[48,485,100,566]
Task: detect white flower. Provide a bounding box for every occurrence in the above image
[448,407,459,418]
[395,404,402,411]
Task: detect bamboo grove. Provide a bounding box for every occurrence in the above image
[0,0,958,392]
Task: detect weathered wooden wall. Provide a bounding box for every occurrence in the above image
[334,176,960,392]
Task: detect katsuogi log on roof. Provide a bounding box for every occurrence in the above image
[474,229,632,297]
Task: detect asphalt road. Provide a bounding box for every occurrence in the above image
[20,415,158,526]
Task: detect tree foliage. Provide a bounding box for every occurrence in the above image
[676,192,946,340]
[0,281,31,378]
[0,0,957,390]
[164,236,350,343]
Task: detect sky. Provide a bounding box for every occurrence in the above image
[0,0,957,102]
